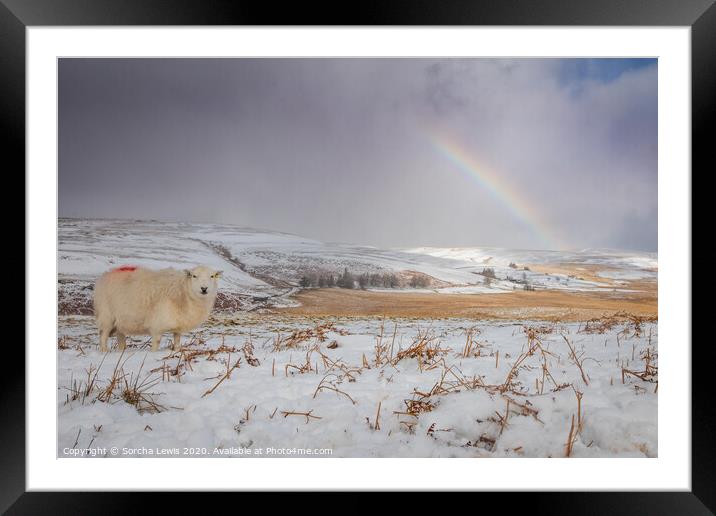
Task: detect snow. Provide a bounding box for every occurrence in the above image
[597,269,656,281]
[59,219,272,296]
[58,219,658,313]
[58,315,657,458]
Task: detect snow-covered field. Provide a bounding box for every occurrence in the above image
[58,314,657,458]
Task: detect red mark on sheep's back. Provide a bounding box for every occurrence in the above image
[114,265,138,272]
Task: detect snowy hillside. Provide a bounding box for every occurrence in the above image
[58,218,657,314]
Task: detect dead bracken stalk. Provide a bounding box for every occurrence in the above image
[565,415,578,457]
[622,366,658,383]
[405,398,436,416]
[389,323,398,362]
[316,349,362,381]
[97,350,131,402]
[374,401,382,430]
[374,317,387,367]
[460,327,484,358]
[562,335,590,386]
[280,410,322,424]
[490,400,510,435]
[622,347,658,384]
[498,327,561,394]
[242,340,260,367]
[564,388,585,457]
[242,404,256,423]
[313,373,357,405]
[285,345,319,376]
[573,387,584,430]
[202,353,241,398]
[502,394,543,424]
[370,319,400,367]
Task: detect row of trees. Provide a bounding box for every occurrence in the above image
[481,267,536,290]
[299,268,430,289]
[299,266,537,291]
[299,272,339,288]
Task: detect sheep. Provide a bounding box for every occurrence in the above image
[93,265,222,352]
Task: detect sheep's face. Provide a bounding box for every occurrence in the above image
[184,266,222,299]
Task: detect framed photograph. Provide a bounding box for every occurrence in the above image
[9,0,709,510]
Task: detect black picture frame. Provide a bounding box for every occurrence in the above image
[6,0,709,512]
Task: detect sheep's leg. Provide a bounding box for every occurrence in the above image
[172,333,181,352]
[151,334,162,352]
[116,333,127,351]
[99,328,110,353]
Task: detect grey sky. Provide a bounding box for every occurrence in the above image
[59,58,657,251]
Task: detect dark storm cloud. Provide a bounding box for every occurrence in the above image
[59,58,657,251]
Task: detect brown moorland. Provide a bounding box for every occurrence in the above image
[276,277,657,322]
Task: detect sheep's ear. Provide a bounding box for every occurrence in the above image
[184,269,192,277]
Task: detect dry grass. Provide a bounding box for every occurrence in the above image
[392,328,451,370]
[581,311,657,336]
[372,318,398,367]
[152,336,243,381]
[459,327,485,358]
[272,322,347,352]
[64,352,167,414]
[64,362,103,405]
[277,286,657,321]
[119,357,166,413]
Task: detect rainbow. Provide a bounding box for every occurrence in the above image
[428,133,567,251]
